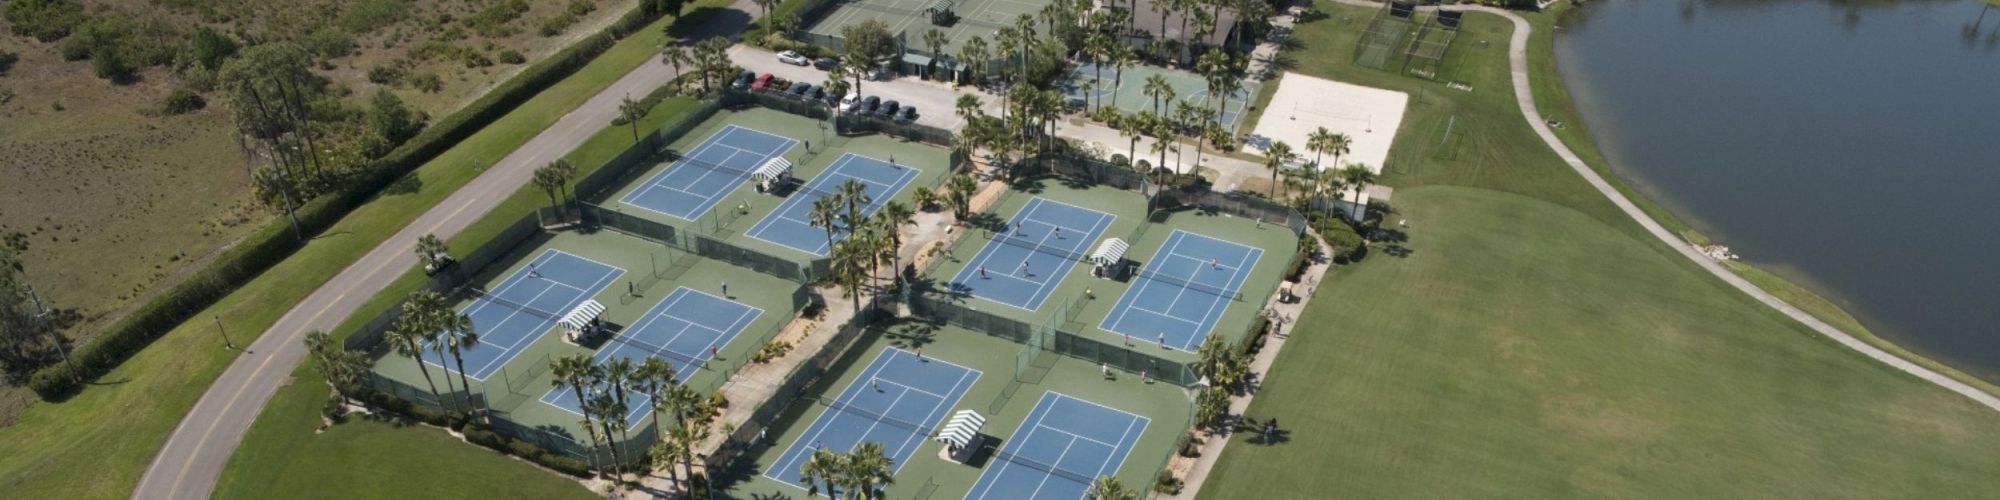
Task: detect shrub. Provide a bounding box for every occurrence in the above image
[5,0,86,42]
[410,72,443,92]
[1317,217,1365,263]
[367,62,406,85]
[568,0,596,16]
[1154,470,1183,494]
[299,28,357,59]
[91,49,135,83]
[188,27,238,71]
[340,0,408,34]
[161,87,205,114]
[539,13,579,37]
[497,49,525,64]
[467,0,530,37]
[461,50,492,68]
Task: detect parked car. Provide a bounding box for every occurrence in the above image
[838,93,862,112]
[813,57,839,70]
[807,85,826,101]
[731,70,755,89]
[858,95,881,114]
[787,81,812,98]
[897,105,918,122]
[777,50,809,66]
[751,73,774,90]
[875,100,900,118]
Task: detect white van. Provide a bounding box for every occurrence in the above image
[837,93,862,113]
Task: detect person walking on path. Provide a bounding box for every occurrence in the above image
[721,280,729,296]
[1102,363,1111,379]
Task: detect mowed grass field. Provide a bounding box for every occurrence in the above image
[1200,3,2000,498]
[0,5,720,494]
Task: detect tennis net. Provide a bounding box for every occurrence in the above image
[603,333,707,369]
[469,289,564,321]
[814,395,935,435]
[1134,268,1244,301]
[983,230,1092,262]
[672,151,884,203]
[989,449,1102,486]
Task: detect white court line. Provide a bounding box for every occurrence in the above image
[621,125,746,218]
[1125,305,1205,327]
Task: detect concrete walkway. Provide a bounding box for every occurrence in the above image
[132,3,771,499]
[1326,0,2000,412]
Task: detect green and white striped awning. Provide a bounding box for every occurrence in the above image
[752,157,792,183]
[1091,238,1128,267]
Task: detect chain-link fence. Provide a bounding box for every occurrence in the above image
[909,291,1199,387]
[706,304,881,471]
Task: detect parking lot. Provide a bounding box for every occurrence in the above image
[727,46,991,130]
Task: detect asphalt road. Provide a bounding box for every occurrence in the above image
[129,6,763,499]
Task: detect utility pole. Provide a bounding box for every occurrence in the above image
[213,314,237,350]
[25,286,77,382]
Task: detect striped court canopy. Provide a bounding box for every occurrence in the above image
[751,156,793,184]
[1091,238,1129,267]
[558,299,605,341]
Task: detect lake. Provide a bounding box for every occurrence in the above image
[1553,0,2000,383]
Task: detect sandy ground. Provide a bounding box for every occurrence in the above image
[1244,73,1407,175]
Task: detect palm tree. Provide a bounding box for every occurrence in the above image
[873,201,916,285]
[1195,386,1229,431]
[1089,475,1139,500]
[1108,42,1135,108]
[754,0,779,18]
[660,43,690,79]
[636,356,676,437]
[619,94,648,140]
[1085,33,1111,112]
[849,442,895,499]
[809,196,844,255]
[303,330,368,404]
[1263,140,1294,199]
[1118,112,1147,181]
[532,164,563,213]
[550,354,602,469]
[550,158,577,203]
[1148,116,1176,183]
[944,174,977,222]
[414,233,448,272]
[421,315,463,413]
[801,449,843,498]
[603,356,638,443]
[586,392,628,475]
[443,312,479,414]
[1338,164,1377,222]
[836,179,873,236]
[831,239,872,313]
[956,94,983,124]
[649,434,687,493]
[958,36,989,86]
[1143,74,1173,117]
[923,29,950,78]
[668,418,709,488]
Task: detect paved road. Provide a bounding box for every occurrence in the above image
[130,6,765,500]
[1326,0,2000,412]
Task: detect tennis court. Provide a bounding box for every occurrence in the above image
[765,348,980,489]
[948,197,1115,311]
[423,249,623,380]
[538,286,762,426]
[1065,63,1258,130]
[744,154,919,256]
[965,391,1149,500]
[619,125,797,221]
[1100,230,1262,352]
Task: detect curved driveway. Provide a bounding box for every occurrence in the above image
[130,6,764,499]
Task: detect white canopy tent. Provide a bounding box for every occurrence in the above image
[937,409,986,462]
[1090,238,1129,278]
[559,299,605,343]
[752,157,793,193]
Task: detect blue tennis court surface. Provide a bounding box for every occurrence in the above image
[423,250,623,380]
[766,348,980,490]
[947,197,1115,310]
[965,392,1149,500]
[619,125,797,221]
[745,154,918,256]
[1100,230,1262,351]
[540,287,761,427]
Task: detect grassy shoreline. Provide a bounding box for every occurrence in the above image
[1523,3,2000,399]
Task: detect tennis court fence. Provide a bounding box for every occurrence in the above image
[1027,149,1309,237]
[706,303,884,472]
[909,290,1199,387]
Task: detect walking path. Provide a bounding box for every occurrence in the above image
[131,4,768,499]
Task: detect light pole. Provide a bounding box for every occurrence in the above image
[213,314,237,350]
[25,286,77,382]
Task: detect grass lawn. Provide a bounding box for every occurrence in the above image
[0,5,723,496]
[1199,2,2000,498]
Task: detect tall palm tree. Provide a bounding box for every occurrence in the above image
[421,318,463,413]
[956,94,984,124]
[809,196,844,255]
[754,0,779,18]
[836,179,873,237]
[1310,164,1345,220]
[1339,164,1377,222]
[959,36,989,86]
[1108,42,1135,108]
[1089,475,1139,500]
[649,434,686,493]
[635,356,676,437]
[550,158,577,203]
[923,29,950,78]
[603,357,638,443]
[1149,116,1176,182]
[849,442,895,499]
[873,201,916,285]
[303,330,368,403]
[668,418,709,489]
[945,174,977,222]
[619,95,649,141]
[1142,74,1173,117]
[801,449,842,498]
[443,312,479,414]
[1085,33,1111,112]
[1263,140,1294,199]
[1118,112,1147,181]
[831,239,871,314]
[660,43,690,79]
[550,354,601,468]
[585,392,627,475]
[395,291,454,410]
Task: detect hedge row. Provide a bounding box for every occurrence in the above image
[28,2,679,400]
[462,423,594,477]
